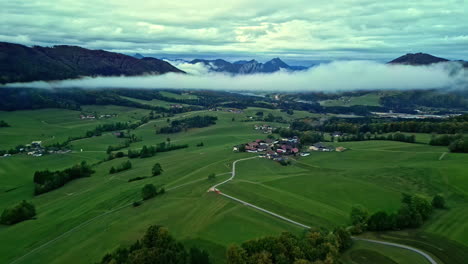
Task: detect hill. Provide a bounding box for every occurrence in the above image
[0,42,184,84]
[388,52,449,65]
[189,57,307,74]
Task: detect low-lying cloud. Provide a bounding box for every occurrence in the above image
[4,61,468,92]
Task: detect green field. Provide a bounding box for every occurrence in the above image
[320,93,383,107]
[1,103,467,264]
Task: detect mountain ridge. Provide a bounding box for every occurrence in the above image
[0,42,184,84]
[189,57,306,74]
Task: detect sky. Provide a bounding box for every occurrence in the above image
[1,0,468,65]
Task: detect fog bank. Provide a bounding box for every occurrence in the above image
[4,60,468,92]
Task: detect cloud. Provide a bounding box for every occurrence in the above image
[5,61,468,92]
[163,60,211,75]
[1,0,467,62]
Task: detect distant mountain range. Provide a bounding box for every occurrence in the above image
[1,41,467,84]
[0,42,184,84]
[188,58,308,74]
[388,52,467,67]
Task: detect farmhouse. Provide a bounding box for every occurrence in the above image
[309,142,333,152]
[254,124,274,134]
[236,136,302,163]
[336,146,347,152]
[80,114,96,119]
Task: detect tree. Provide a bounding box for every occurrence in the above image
[350,205,369,226]
[432,194,446,209]
[333,228,352,252]
[152,163,163,176]
[142,184,157,200]
[109,166,116,174]
[208,173,216,181]
[189,247,211,264]
[367,211,392,231]
[226,245,247,264]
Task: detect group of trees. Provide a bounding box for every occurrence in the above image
[33,161,94,195]
[274,128,324,145]
[85,122,134,137]
[159,116,218,133]
[99,225,211,264]
[0,88,199,112]
[106,134,142,154]
[109,160,132,174]
[337,132,416,143]
[429,134,468,153]
[380,90,468,110]
[350,193,445,233]
[128,143,188,159]
[0,200,36,225]
[448,136,468,153]
[227,228,352,264]
[0,120,10,127]
[141,184,165,200]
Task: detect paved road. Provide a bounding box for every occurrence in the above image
[210,156,259,190]
[211,157,439,264]
[353,237,438,264]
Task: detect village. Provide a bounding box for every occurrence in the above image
[80,113,117,120]
[233,124,346,163]
[1,140,71,158]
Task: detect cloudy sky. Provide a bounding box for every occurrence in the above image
[1,0,467,65]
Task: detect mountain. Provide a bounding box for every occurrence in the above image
[388,53,450,65]
[133,53,144,59]
[189,57,307,74]
[0,42,184,84]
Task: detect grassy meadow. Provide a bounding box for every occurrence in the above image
[0,103,467,264]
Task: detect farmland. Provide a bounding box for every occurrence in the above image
[0,99,467,264]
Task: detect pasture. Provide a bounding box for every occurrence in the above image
[0,104,467,264]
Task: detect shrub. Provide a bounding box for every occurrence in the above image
[152,163,163,176]
[432,194,446,209]
[142,184,157,200]
[128,176,147,182]
[1,200,36,225]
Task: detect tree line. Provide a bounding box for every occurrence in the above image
[106,134,142,154]
[127,142,188,159]
[320,117,468,134]
[350,193,445,233]
[109,160,132,174]
[337,132,416,143]
[227,228,352,264]
[98,225,211,264]
[33,161,94,195]
[159,116,218,133]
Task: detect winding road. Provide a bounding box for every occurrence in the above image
[10,156,439,264]
[209,156,439,264]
